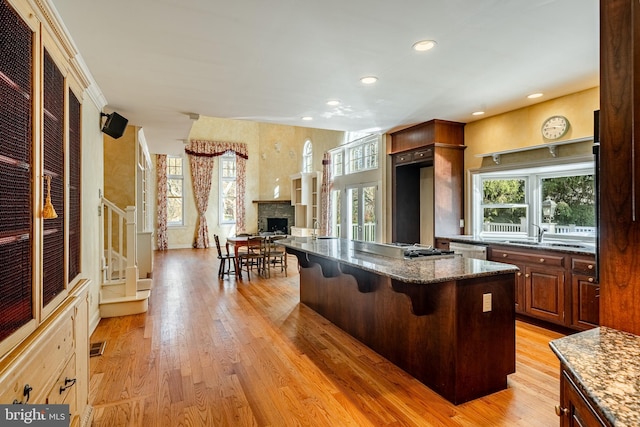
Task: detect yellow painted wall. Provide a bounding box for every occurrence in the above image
[103,125,136,208]
[464,87,600,170]
[462,87,599,233]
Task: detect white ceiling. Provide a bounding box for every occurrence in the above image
[50,0,599,155]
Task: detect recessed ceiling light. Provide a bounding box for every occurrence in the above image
[527,93,543,99]
[412,40,437,52]
[326,100,341,106]
[472,111,485,116]
[360,76,378,85]
[301,116,313,121]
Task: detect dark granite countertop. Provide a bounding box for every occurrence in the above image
[278,237,518,284]
[550,327,640,427]
[438,235,596,255]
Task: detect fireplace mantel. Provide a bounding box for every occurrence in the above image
[253,200,291,204]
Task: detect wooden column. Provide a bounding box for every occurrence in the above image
[599,0,640,333]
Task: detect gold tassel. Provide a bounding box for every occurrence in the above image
[43,175,58,219]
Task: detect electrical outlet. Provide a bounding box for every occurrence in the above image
[459,219,464,228]
[483,293,492,312]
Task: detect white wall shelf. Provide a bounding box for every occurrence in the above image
[476,136,594,164]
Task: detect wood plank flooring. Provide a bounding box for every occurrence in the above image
[89,248,565,426]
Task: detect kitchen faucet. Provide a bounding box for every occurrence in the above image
[532,224,545,243]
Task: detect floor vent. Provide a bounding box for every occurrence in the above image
[90,341,106,357]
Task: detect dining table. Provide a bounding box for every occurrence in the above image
[226,235,252,258]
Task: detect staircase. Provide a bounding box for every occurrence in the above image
[99,199,152,317]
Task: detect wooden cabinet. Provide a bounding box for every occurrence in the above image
[0,281,90,425]
[570,256,599,331]
[290,172,321,235]
[488,245,598,330]
[489,246,566,325]
[599,0,640,334]
[557,367,610,427]
[390,120,466,245]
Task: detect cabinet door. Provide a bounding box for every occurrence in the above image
[525,266,565,325]
[559,370,608,427]
[571,275,599,330]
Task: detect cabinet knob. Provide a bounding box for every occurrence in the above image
[517,272,522,277]
[539,258,545,263]
[588,277,594,283]
[503,253,508,258]
[588,264,594,269]
[555,405,569,417]
[525,273,530,278]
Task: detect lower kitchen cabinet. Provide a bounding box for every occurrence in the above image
[570,257,599,330]
[487,244,598,330]
[526,265,566,324]
[557,368,610,427]
[489,246,566,325]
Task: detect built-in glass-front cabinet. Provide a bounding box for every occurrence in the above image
[0,0,91,424]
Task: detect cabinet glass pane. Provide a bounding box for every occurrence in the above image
[42,49,65,306]
[0,0,34,340]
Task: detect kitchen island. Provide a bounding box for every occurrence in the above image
[278,237,518,404]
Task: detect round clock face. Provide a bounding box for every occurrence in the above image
[541,115,569,140]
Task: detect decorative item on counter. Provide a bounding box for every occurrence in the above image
[42,175,58,219]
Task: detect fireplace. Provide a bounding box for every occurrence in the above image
[267,218,288,234]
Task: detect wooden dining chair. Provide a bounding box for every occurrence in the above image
[214,235,236,279]
[238,236,265,280]
[263,235,287,277]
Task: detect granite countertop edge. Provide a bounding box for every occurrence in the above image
[438,235,596,255]
[278,237,518,285]
[549,327,640,427]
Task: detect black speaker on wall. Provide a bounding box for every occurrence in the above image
[100,112,128,139]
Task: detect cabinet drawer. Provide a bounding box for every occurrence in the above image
[572,257,596,276]
[47,354,77,415]
[0,305,75,404]
[394,152,413,164]
[412,148,433,162]
[490,248,565,267]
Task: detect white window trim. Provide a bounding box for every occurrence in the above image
[302,139,313,173]
[167,155,184,227]
[470,161,595,242]
[219,152,237,224]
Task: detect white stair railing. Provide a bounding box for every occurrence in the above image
[101,198,135,286]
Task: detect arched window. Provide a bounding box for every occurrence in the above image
[302,139,312,173]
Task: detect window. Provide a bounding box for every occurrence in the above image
[166,156,184,226]
[347,134,379,173]
[329,134,380,177]
[220,152,236,223]
[332,151,343,177]
[302,140,312,173]
[471,162,595,241]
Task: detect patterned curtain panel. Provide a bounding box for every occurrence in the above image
[320,152,332,236]
[185,140,248,246]
[156,154,169,250]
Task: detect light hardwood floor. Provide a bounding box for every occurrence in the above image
[89,248,565,426]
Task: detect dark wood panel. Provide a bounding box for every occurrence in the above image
[526,267,565,324]
[599,0,640,333]
[571,276,599,330]
[433,145,465,236]
[560,368,611,427]
[390,119,465,153]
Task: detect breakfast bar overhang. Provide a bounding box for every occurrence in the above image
[279,237,519,404]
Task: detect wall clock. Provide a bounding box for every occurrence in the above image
[541,115,570,140]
